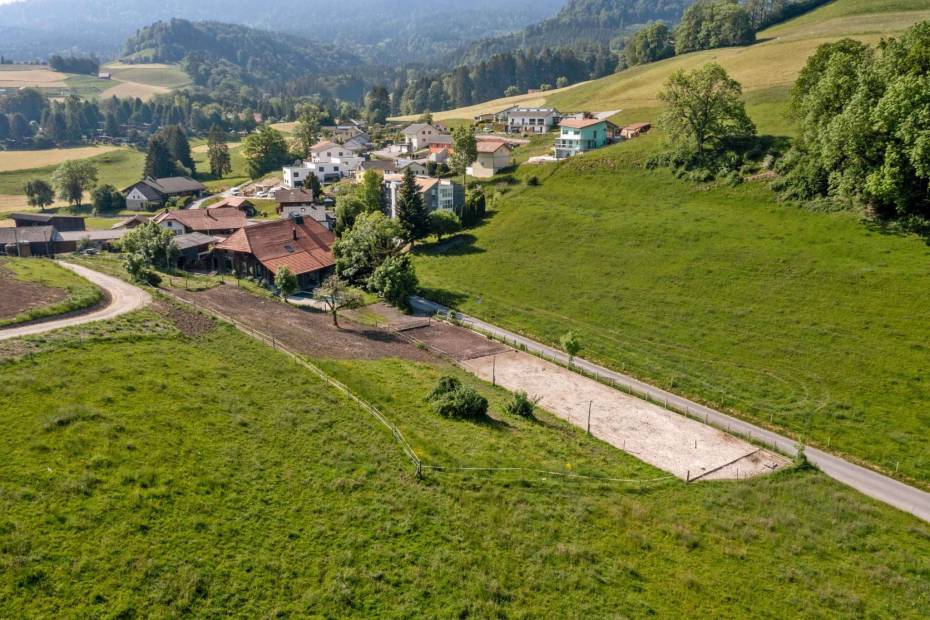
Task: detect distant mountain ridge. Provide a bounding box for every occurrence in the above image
[0,0,564,63]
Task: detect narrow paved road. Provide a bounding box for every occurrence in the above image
[410,296,930,523]
[0,262,151,341]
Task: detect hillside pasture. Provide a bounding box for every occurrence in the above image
[0,67,67,89]
[0,301,927,616]
[100,62,191,90]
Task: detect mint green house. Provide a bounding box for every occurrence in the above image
[554,118,619,159]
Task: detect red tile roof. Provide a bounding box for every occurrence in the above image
[155,207,247,233]
[216,218,335,276]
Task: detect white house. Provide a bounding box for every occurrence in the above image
[402,123,450,151]
[506,108,560,134]
[282,162,344,189]
[395,159,430,176]
[310,141,365,175]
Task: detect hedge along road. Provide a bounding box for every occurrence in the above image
[0,262,151,341]
[409,296,930,523]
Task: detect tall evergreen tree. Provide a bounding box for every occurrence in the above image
[396,167,430,245]
[207,124,232,178]
[0,114,9,141]
[160,125,196,174]
[144,135,178,179]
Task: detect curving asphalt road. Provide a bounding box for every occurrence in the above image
[0,261,151,341]
[410,296,930,523]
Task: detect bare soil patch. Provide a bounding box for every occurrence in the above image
[152,300,216,338]
[403,322,509,361]
[0,266,68,321]
[462,350,789,481]
[168,284,434,362]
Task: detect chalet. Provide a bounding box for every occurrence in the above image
[153,207,247,237]
[396,159,430,176]
[467,141,513,178]
[124,177,206,211]
[506,108,559,134]
[358,159,398,176]
[10,212,85,232]
[621,122,652,139]
[215,217,335,289]
[554,118,619,159]
[275,188,332,230]
[383,175,464,219]
[207,196,257,216]
[402,123,449,151]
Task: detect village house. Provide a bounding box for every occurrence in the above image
[467,140,514,178]
[282,161,344,189]
[215,217,335,290]
[111,215,150,230]
[153,207,247,237]
[383,175,464,219]
[173,232,220,270]
[207,196,257,217]
[123,177,206,211]
[396,159,430,176]
[274,188,333,230]
[428,144,452,165]
[402,123,450,151]
[554,118,619,159]
[310,140,366,175]
[357,159,398,177]
[506,108,560,134]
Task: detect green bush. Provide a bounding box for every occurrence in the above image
[526,175,540,186]
[505,391,539,418]
[426,376,488,419]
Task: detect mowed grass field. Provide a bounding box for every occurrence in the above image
[0,62,188,100]
[0,258,102,327]
[412,0,930,487]
[0,304,927,617]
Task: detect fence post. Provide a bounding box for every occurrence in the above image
[587,401,592,435]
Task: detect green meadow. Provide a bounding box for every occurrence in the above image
[0,307,927,617]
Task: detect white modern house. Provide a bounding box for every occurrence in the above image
[282,162,344,189]
[506,108,560,134]
[309,141,366,176]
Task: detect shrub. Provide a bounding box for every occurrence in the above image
[426,376,488,419]
[505,391,539,418]
[526,175,540,186]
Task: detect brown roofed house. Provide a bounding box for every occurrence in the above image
[153,207,247,237]
[214,217,335,289]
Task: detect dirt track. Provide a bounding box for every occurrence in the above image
[169,284,434,362]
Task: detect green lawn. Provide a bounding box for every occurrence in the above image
[0,307,928,617]
[191,140,249,192]
[0,258,103,327]
[415,133,930,488]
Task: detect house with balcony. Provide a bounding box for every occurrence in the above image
[383,175,463,219]
[554,118,619,159]
[506,108,559,134]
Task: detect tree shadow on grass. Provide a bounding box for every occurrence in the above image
[861,216,930,246]
[416,233,485,257]
[416,286,469,309]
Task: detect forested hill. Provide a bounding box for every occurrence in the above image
[123,20,359,88]
[457,0,695,64]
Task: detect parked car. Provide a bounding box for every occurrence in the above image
[230,187,241,196]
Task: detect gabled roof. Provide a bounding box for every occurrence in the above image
[560,118,620,130]
[208,196,254,210]
[57,229,128,242]
[10,212,83,224]
[0,225,56,244]
[173,232,219,252]
[274,188,315,204]
[507,108,558,117]
[402,123,439,136]
[126,176,205,198]
[111,215,150,229]
[359,159,397,173]
[154,207,247,232]
[476,140,511,154]
[215,218,335,276]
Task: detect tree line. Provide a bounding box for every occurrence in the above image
[48,54,100,75]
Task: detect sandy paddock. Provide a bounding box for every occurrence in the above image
[463,350,788,481]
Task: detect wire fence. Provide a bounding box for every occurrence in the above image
[162,290,678,489]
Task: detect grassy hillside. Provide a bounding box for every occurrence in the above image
[0,306,928,616]
[417,0,930,126]
[411,0,930,488]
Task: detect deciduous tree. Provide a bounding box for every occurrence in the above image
[242,125,290,179]
[207,124,232,178]
[23,179,54,211]
[316,275,364,328]
[51,159,98,206]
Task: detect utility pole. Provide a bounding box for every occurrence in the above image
[587,400,592,435]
